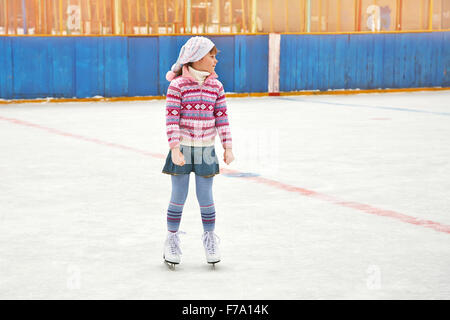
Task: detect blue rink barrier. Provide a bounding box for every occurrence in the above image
[279,32,450,91]
[0,32,448,100]
[0,35,268,100]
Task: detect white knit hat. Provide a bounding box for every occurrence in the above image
[166,36,215,81]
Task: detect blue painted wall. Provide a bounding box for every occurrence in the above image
[0,32,448,100]
[280,32,450,92]
[0,35,268,100]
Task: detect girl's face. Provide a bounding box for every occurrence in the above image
[192,51,218,74]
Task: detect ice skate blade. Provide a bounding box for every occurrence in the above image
[164,258,179,265]
[163,255,179,270]
[208,261,220,270]
[164,260,179,270]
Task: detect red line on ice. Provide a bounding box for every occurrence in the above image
[1,114,449,235]
[223,170,450,235]
[0,115,166,159]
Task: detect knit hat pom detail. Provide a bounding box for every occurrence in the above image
[166,70,177,81]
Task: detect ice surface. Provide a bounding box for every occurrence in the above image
[0,91,449,299]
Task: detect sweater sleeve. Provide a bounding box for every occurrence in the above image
[166,81,182,149]
[214,83,232,149]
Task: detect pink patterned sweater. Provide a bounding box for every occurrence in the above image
[165,66,232,149]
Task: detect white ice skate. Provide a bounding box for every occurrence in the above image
[202,231,221,265]
[163,231,184,269]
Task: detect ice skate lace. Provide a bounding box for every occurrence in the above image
[202,231,220,255]
[167,231,185,255]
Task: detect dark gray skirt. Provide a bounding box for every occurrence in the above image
[162,145,220,178]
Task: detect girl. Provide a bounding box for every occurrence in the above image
[162,36,235,266]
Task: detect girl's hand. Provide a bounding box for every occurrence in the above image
[223,148,235,165]
[171,147,186,166]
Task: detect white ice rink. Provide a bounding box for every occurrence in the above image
[0,90,449,299]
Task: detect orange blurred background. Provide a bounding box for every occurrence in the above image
[0,0,448,35]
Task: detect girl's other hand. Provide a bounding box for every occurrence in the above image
[171,147,186,166]
[224,148,234,165]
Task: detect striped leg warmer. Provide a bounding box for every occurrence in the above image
[167,174,190,233]
[195,174,216,232]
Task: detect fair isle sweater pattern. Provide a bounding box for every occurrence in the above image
[166,67,232,149]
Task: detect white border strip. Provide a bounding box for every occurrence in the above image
[268,33,280,94]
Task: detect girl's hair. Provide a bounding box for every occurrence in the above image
[173,46,219,78]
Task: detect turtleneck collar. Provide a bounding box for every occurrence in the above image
[188,66,211,86]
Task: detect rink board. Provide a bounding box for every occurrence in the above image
[0,35,268,100]
[0,32,448,100]
[280,32,450,91]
